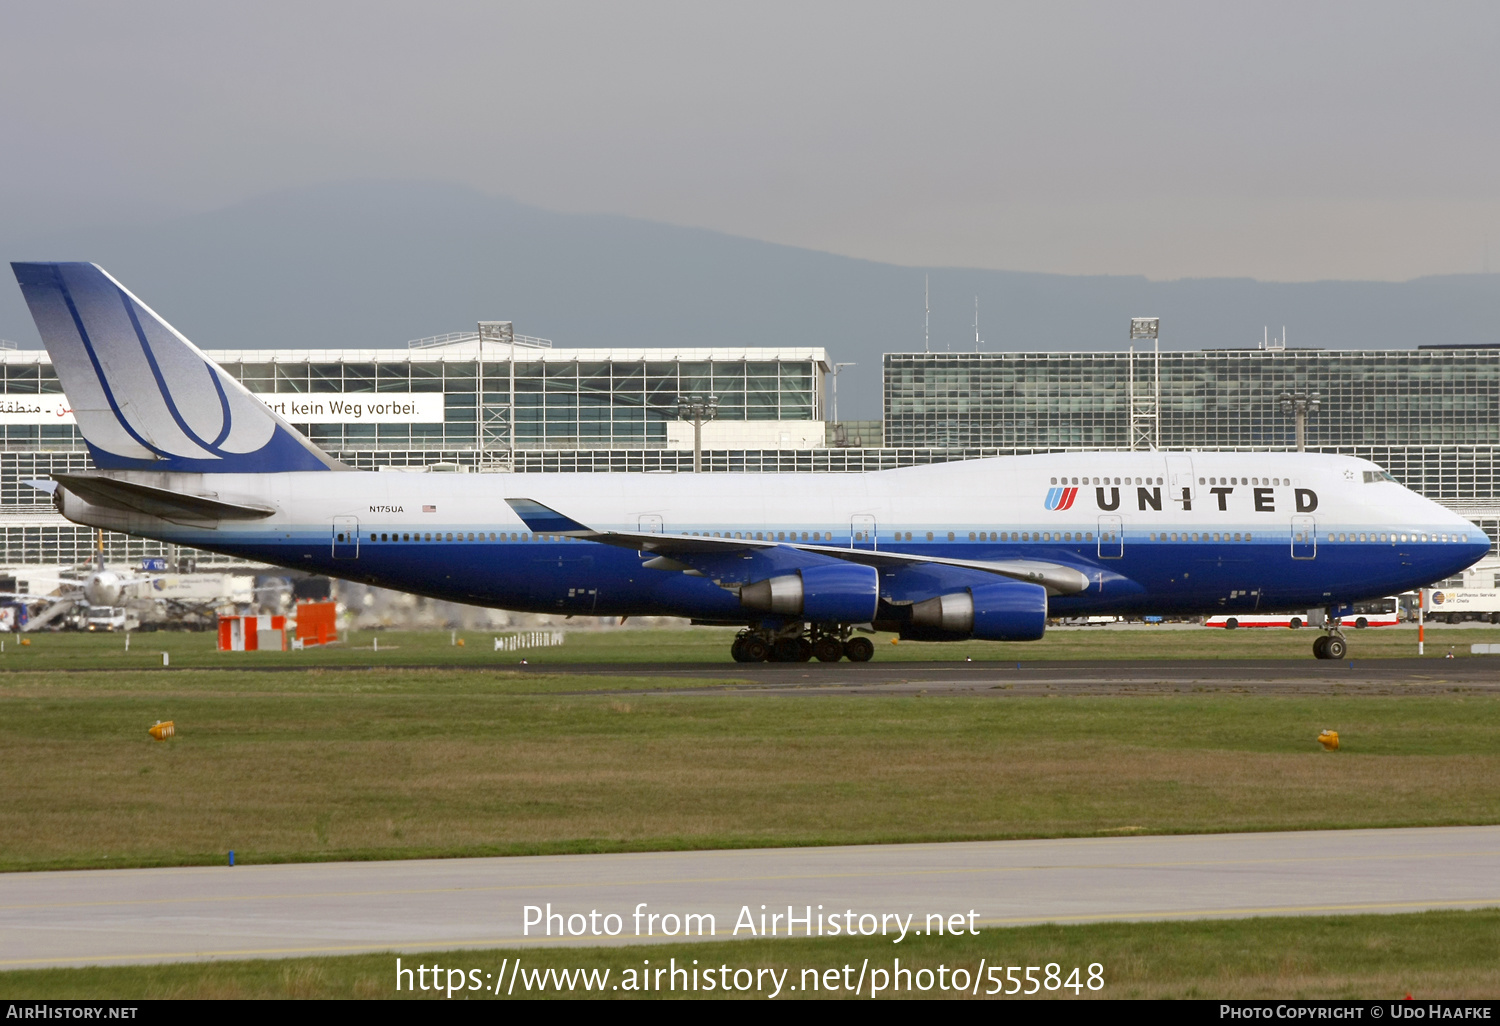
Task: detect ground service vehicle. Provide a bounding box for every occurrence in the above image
[1424,589,1500,624]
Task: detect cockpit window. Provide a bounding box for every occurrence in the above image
[1362,470,1396,484]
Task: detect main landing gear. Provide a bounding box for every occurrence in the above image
[1312,623,1348,660]
[730,624,874,663]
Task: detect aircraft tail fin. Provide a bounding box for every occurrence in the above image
[10,262,343,472]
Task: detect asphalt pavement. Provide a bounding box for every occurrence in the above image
[3,826,1497,969]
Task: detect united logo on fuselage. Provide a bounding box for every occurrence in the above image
[1044,486,1078,511]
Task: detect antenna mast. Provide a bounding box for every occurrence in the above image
[923,275,930,354]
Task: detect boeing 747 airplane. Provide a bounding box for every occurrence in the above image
[11,262,1489,661]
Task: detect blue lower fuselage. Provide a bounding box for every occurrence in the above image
[180,528,1481,620]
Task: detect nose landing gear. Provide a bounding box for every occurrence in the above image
[730,624,873,662]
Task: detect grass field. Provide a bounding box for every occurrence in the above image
[3,664,1499,871]
[0,623,1498,670]
[4,631,1498,1000]
[3,909,1496,999]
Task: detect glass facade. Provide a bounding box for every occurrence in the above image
[2,344,1499,570]
[884,349,1500,450]
[0,350,824,452]
[221,355,818,451]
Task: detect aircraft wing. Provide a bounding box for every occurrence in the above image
[504,498,1091,595]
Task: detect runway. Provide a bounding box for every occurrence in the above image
[3,826,1497,969]
[534,658,1500,696]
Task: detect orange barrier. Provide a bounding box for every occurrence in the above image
[295,601,337,647]
[217,614,287,651]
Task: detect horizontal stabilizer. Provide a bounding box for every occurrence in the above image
[52,473,276,522]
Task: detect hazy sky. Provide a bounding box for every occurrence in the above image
[3,1,1498,282]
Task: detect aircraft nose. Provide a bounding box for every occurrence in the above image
[1456,523,1492,562]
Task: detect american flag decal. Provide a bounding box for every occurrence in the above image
[422,504,437,513]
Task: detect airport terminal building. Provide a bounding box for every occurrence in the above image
[0,334,831,573]
[881,346,1500,575]
[0,328,1497,585]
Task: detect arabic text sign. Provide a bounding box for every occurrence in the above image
[251,393,446,424]
[0,397,76,424]
[0,393,448,425]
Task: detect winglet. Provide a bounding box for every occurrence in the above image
[504,498,594,535]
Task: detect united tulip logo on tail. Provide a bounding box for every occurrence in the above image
[1045,486,1078,511]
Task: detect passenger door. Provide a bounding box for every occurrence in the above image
[1098,515,1123,559]
[331,516,360,560]
[1291,515,1317,559]
[1165,454,1196,509]
[851,514,878,551]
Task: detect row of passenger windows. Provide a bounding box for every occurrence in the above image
[679,531,836,541]
[1331,531,1467,543]
[351,530,846,543]
[1048,475,1298,487]
[961,530,1091,542]
[1051,476,1163,486]
[1201,476,1287,486]
[340,527,1477,546]
[1151,532,1254,542]
[360,531,576,543]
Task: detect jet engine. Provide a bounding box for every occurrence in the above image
[905,578,1047,641]
[739,563,879,623]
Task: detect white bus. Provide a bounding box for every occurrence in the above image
[1206,597,1400,631]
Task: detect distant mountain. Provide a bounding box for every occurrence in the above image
[5,180,1499,420]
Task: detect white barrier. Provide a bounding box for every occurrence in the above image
[494,630,567,653]
[1471,643,1500,655]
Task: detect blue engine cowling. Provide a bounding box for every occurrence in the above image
[906,577,1047,641]
[739,563,879,623]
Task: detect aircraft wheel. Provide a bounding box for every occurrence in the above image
[740,636,770,663]
[771,637,802,662]
[1289,617,1302,629]
[730,636,749,662]
[843,637,874,662]
[1355,617,1369,629]
[811,637,844,662]
[1312,636,1330,659]
[1225,618,1239,630]
[1325,636,1347,660]
[796,637,814,662]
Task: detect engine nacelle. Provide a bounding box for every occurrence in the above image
[908,578,1047,641]
[739,563,879,623]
